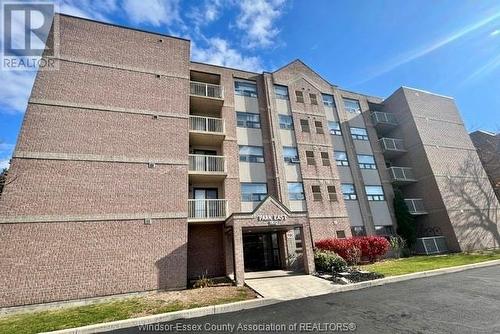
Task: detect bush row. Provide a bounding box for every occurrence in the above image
[315,236,390,264]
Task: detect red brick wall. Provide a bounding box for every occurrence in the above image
[0,219,187,307]
[187,224,225,279]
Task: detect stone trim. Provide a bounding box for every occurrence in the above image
[29,98,188,120]
[13,151,187,165]
[57,55,190,80]
[0,212,187,224]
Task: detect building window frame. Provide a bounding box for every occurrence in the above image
[334,151,349,166]
[328,121,342,135]
[350,127,369,140]
[274,85,289,100]
[375,225,395,236]
[315,120,324,134]
[300,119,310,133]
[236,112,261,129]
[365,185,385,201]
[239,145,264,163]
[322,94,335,107]
[235,80,258,97]
[327,185,338,201]
[241,182,268,202]
[312,185,322,201]
[351,226,366,237]
[336,230,346,238]
[295,90,304,103]
[279,114,294,130]
[343,98,361,113]
[309,93,318,105]
[305,150,315,165]
[357,154,377,169]
[321,152,330,166]
[283,146,299,164]
[288,182,305,200]
[341,183,357,200]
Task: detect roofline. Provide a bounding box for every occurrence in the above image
[401,86,454,100]
[272,59,339,88]
[190,61,261,76]
[470,130,497,136]
[56,13,191,43]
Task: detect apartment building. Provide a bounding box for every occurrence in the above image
[0,14,498,307]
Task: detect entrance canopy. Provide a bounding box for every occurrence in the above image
[225,195,315,285]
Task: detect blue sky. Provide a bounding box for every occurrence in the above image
[0,0,499,169]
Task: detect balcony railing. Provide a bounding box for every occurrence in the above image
[380,138,406,152]
[404,198,427,215]
[189,154,226,173]
[388,167,417,183]
[189,115,225,134]
[371,111,397,126]
[190,81,224,99]
[188,199,227,220]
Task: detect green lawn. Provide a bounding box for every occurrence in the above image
[362,250,500,277]
[0,287,254,334]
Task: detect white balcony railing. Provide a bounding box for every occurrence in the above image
[190,81,224,99]
[372,111,397,126]
[188,199,227,220]
[189,115,225,134]
[388,167,416,182]
[380,138,406,152]
[404,198,427,214]
[189,154,226,173]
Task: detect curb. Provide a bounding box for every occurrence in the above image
[43,259,500,333]
[43,298,280,334]
[310,258,500,298]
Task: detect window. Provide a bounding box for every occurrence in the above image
[365,185,385,201]
[300,119,310,132]
[375,225,394,236]
[327,185,337,201]
[321,152,330,166]
[283,146,299,163]
[241,183,268,202]
[351,226,366,237]
[328,121,341,135]
[343,98,361,113]
[295,90,304,103]
[235,80,257,97]
[274,85,289,99]
[294,228,303,252]
[322,94,335,107]
[312,185,322,201]
[315,121,324,134]
[358,154,376,169]
[350,127,368,140]
[336,230,346,238]
[341,183,357,200]
[309,93,318,105]
[306,151,315,165]
[334,151,349,166]
[279,115,294,130]
[288,182,305,200]
[236,112,260,128]
[239,145,264,163]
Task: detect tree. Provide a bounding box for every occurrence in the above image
[393,188,416,248]
[0,168,7,197]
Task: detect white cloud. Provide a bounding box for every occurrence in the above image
[192,38,262,72]
[491,29,500,36]
[123,0,182,27]
[0,159,10,170]
[236,0,285,48]
[354,11,500,85]
[0,71,36,114]
[188,0,223,28]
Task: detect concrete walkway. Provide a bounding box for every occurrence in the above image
[245,270,334,300]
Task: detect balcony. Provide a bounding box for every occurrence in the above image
[379,137,406,158]
[190,81,224,114]
[404,198,428,215]
[188,199,227,222]
[189,115,225,146]
[188,154,226,182]
[371,111,397,134]
[388,166,417,184]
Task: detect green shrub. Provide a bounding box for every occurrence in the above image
[193,271,213,288]
[314,250,347,273]
[389,235,407,259]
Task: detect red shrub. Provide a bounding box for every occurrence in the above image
[315,236,390,263]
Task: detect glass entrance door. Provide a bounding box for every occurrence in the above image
[243,232,281,272]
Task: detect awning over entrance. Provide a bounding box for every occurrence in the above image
[224,196,315,285]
